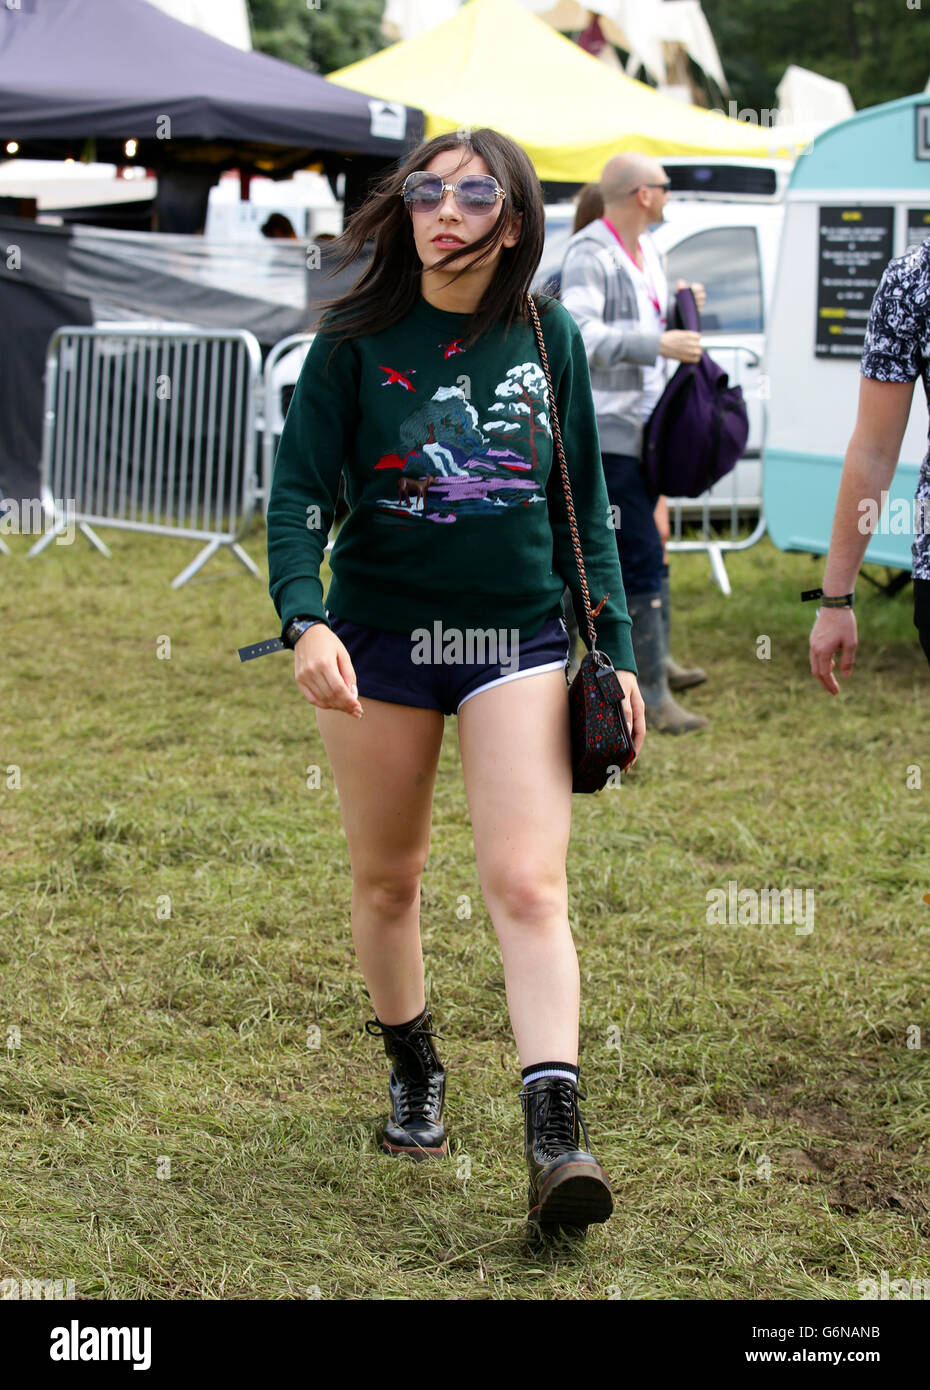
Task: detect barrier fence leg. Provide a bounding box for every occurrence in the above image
[0,537,11,556]
[79,522,113,557]
[27,522,112,558]
[230,542,262,580]
[707,544,732,597]
[171,538,223,589]
[27,528,60,556]
[170,538,262,588]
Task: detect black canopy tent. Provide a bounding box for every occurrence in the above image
[0,0,424,226]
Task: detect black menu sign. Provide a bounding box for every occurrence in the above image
[816,206,894,358]
[907,207,930,250]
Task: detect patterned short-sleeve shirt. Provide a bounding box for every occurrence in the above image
[860,238,930,578]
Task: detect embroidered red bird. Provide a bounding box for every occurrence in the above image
[440,339,464,359]
[378,365,417,391]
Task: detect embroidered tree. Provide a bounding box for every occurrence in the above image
[398,388,484,476]
[398,390,482,450]
[482,363,551,467]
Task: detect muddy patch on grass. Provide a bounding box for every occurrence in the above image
[719,1083,930,1225]
[829,1178,929,1218]
[718,1083,857,1137]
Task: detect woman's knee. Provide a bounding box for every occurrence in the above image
[352,862,426,918]
[481,863,567,929]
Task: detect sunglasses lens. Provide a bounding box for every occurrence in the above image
[457,176,500,210]
[402,172,501,213]
[403,173,442,207]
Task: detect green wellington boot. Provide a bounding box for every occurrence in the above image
[627,591,708,734]
[660,573,708,691]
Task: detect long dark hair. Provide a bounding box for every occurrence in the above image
[316,128,549,352]
[572,182,604,235]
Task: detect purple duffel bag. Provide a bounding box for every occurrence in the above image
[642,286,749,498]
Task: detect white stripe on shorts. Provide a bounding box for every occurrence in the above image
[455,659,567,714]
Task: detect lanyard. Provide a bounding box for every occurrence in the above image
[602,217,663,319]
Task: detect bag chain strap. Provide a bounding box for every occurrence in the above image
[526,292,609,654]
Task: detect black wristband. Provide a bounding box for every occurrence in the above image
[800,589,855,608]
[283,616,323,649]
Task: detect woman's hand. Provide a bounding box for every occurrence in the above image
[810,608,858,694]
[616,670,646,760]
[294,624,364,718]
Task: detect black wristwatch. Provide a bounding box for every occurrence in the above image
[282,616,324,649]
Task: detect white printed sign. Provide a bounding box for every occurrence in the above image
[369,100,407,141]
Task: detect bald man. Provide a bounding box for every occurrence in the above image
[560,152,709,734]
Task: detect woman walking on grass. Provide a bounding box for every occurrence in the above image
[266,127,645,1239]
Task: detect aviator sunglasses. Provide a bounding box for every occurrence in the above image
[401,170,506,214]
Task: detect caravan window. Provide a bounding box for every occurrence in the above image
[666,228,763,333]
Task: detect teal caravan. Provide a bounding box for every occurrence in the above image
[763,93,930,570]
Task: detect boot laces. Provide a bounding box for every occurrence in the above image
[525,1078,592,1157]
[366,1017,444,1123]
[394,1067,444,1124]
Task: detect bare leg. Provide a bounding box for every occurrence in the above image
[456,670,577,1066]
[315,698,445,1024]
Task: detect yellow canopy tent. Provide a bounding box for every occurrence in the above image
[329,0,804,182]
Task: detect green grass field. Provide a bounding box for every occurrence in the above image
[2,523,929,1300]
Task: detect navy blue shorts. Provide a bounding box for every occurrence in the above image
[324,609,571,716]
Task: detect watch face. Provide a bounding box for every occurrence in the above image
[286,619,314,647]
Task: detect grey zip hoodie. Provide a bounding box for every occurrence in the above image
[560,218,675,457]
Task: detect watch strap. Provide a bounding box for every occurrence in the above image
[801,588,855,608]
[239,616,325,661]
[238,637,286,662]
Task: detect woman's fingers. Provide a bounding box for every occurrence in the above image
[294,628,364,717]
[617,671,646,760]
[629,684,646,758]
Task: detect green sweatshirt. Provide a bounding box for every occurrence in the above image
[266,291,636,674]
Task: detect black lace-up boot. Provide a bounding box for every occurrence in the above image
[365,1008,447,1160]
[521,1076,613,1234]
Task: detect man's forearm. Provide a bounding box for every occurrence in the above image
[568,307,659,368]
[822,443,900,592]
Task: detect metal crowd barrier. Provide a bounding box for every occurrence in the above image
[26,326,765,597]
[260,331,344,556]
[259,332,315,518]
[663,342,767,596]
[29,326,263,588]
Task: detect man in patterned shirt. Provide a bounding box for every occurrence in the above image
[810,237,930,687]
